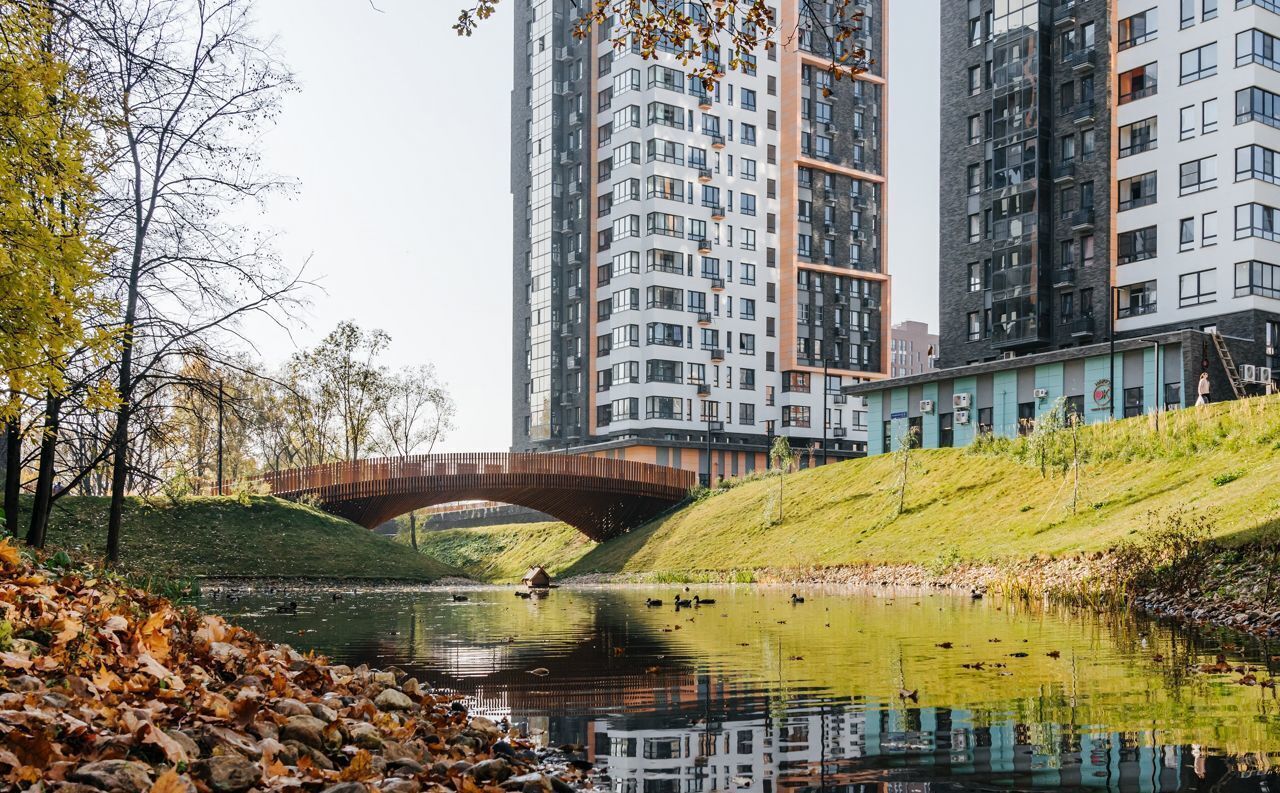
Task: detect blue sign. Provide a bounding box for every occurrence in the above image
[890,411,908,419]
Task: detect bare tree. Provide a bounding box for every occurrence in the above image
[376,364,456,550]
[81,0,302,563]
[296,322,391,463]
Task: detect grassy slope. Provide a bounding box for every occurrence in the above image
[421,397,1280,579]
[417,521,596,582]
[36,495,459,581]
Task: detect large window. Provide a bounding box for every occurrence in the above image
[1238,29,1280,71]
[1118,116,1157,157]
[1236,260,1280,299]
[1118,171,1157,211]
[1117,280,1158,318]
[1179,43,1217,83]
[646,212,683,237]
[1119,63,1158,103]
[782,406,811,428]
[1179,155,1217,194]
[1119,8,1158,49]
[645,396,680,420]
[1235,202,1280,241]
[1179,269,1217,307]
[1237,86,1280,129]
[1117,226,1157,264]
[1236,144,1280,185]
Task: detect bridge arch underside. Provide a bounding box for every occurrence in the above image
[299,475,684,541]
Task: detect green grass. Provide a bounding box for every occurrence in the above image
[417,521,596,582]
[28,494,459,581]
[418,397,1280,579]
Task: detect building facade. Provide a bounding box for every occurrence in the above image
[890,320,939,376]
[510,0,891,479]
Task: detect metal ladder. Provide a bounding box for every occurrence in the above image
[1211,331,1249,399]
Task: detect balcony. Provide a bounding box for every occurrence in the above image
[694,92,712,110]
[706,420,725,432]
[558,150,578,166]
[710,348,725,362]
[696,238,712,253]
[1070,102,1096,126]
[697,168,713,183]
[1052,267,1076,288]
[832,427,848,438]
[566,355,581,370]
[831,394,848,404]
[1070,208,1095,231]
[697,383,711,396]
[697,311,712,326]
[1070,315,1095,338]
[709,133,726,149]
[1065,48,1096,73]
[560,322,574,337]
[991,317,1045,349]
[708,276,725,291]
[1052,2,1076,27]
[1053,162,1077,183]
[1117,301,1158,319]
[711,205,726,220]
[567,285,582,300]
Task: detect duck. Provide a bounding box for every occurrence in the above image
[275,601,298,614]
[693,595,716,606]
[645,598,664,607]
[452,594,469,602]
[674,597,692,608]
[790,593,805,604]
[515,591,533,599]
[331,592,342,602]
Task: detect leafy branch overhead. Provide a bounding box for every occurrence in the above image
[453,0,873,89]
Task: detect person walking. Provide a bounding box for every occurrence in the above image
[1195,371,1211,406]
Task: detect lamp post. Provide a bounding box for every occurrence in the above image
[705,407,713,487]
[821,359,830,466]
[216,378,225,493]
[1109,285,1120,420]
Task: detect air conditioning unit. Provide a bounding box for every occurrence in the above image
[955,407,971,425]
[1262,366,1274,383]
[953,393,971,409]
[1034,387,1049,399]
[920,399,935,414]
[1242,364,1257,382]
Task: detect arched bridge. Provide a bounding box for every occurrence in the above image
[228,453,696,541]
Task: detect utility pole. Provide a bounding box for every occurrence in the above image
[216,378,225,494]
[821,359,829,466]
[1109,286,1118,420]
[705,405,713,487]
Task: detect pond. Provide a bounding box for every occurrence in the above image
[204,585,1280,793]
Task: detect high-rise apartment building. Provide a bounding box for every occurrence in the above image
[889,320,939,376]
[511,0,891,478]
[941,0,1280,373]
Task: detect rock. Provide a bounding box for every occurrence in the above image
[165,729,201,760]
[348,721,384,750]
[280,714,329,748]
[307,701,338,722]
[386,757,424,774]
[374,688,414,711]
[53,784,106,793]
[68,760,152,793]
[469,758,513,783]
[192,755,260,793]
[380,779,421,793]
[321,784,367,793]
[401,677,420,694]
[549,776,577,793]
[502,773,552,792]
[283,740,334,770]
[492,740,515,757]
[200,726,262,759]
[372,670,397,685]
[11,675,42,692]
[272,697,311,717]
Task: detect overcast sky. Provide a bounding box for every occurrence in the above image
[243,0,940,453]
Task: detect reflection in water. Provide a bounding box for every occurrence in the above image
[207,586,1280,792]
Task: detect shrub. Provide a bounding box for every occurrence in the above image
[1212,470,1243,487]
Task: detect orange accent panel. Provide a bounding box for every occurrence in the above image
[795,156,886,184]
[778,0,802,374]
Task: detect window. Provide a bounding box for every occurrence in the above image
[1204,0,1218,20]
[645,212,682,237]
[740,193,757,216]
[967,311,981,341]
[741,228,756,251]
[740,298,756,320]
[1202,98,1218,133]
[782,406,810,428]
[1118,116,1157,157]
[1118,8,1158,50]
[1238,29,1280,72]
[741,124,757,145]
[648,101,684,129]
[968,213,980,243]
[1179,269,1217,307]
[1180,217,1196,251]
[1119,63,1157,104]
[1118,171,1157,211]
[1117,280,1158,317]
[1237,86,1280,129]
[612,214,640,239]
[647,138,684,165]
[1179,43,1217,83]
[1235,202,1280,242]
[968,65,981,95]
[740,368,755,390]
[1179,156,1217,194]
[1180,0,1195,27]
[740,158,757,181]
[967,163,981,193]
[967,261,982,291]
[1180,105,1197,140]
[1204,211,1218,245]
[1236,260,1280,299]
[741,263,756,285]
[612,104,640,129]
[968,114,982,144]
[1238,144,1280,185]
[741,87,757,111]
[1118,226,1157,263]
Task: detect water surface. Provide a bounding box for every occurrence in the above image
[205,585,1280,792]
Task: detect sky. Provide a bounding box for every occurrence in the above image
[243,0,940,453]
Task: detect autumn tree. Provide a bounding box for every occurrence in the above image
[376,365,456,550]
[769,435,796,524]
[295,322,391,463]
